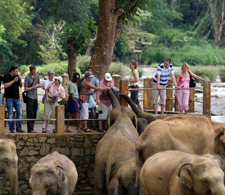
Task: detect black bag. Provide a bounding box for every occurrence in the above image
[22,78,35,103]
[188,71,196,88]
[22,91,28,103]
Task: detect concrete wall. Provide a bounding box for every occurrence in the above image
[0,133,104,195]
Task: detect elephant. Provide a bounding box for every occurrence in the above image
[95,89,139,195]
[115,157,136,195]
[0,139,18,195]
[135,114,225,188]
[29,151,78,195]
[140,150,225,195]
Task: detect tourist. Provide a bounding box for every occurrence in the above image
[151,58,179,114]
[0,75,3,105]
[96,73,115,132]
[43,76,66,133]
[42,69,55,132]
[87,67,99,130]
[24,65,42,133]
[176,62,206,114]
[65,73,83,133]
[3,65,24,133]
[80,71,108,132]
[128,60,143,111]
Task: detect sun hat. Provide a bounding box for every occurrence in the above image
[73,72,80,81]
[104,73,112,81]
[47,69,55,75]
[84,71,94,78]
[54,76,63,83]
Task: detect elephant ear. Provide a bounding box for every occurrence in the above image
[178,163,193,189]
[108,117,115,128]
[56,165,65,188]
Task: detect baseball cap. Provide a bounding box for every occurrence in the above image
[104,73,112,81]
[84,71,94,78]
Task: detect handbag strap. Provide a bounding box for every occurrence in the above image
[29,78,35,88]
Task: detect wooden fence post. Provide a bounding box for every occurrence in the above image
[120,79,129,107]
[143,77,153,110]
[55,105,65,135]
[0,105,5,134]
[62,73,69,98]
[166,79,173,111]
[203,80,211,116]
[112,74,121,89]
[189,89,195,112]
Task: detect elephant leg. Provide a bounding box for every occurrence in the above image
[6,168,18,195]
[108,177,117,195]
[95,168,106,195]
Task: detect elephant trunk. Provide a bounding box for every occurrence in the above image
[7,168,18,195]
[211,183,225,195]
[119,93,146,118]
[107,89,121,108]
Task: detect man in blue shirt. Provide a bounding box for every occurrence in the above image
[151,58,178,114]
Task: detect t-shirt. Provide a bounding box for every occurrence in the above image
[89,76,99,100]
[24,73,40,99]
[68,80,79,99]
[0,75,3,94]
[153,63,174,86]
[97,79,114,106]
[3,73,21,99]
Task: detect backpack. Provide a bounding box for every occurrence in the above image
[188,71,196,88]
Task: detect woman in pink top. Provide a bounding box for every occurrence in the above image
[42,76,66,133]
[176,63,205,114]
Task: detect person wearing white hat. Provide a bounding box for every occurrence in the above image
[96,72,115,132]
[42,76,66,133]
[42,69,55,132]
[79,71,108,132]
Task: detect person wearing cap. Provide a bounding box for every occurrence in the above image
[128,60,143,111]
[42,69,55,132]
[42,76,66,133]
[96,73,115,132]
[87,67,99,130]
[65,72,83,133]
[79,71,108,132]
[24,65,43,133]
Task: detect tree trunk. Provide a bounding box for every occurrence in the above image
[89,0,123,80]
[68,42,77,79]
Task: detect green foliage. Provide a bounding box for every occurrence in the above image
[77,56,91,74]
[219,67,225,82]
[19,65,29,75]
[61,20,96,52]
[137,68,143,78]
[191,66,219,82]
[109,62,130,77]
[114,33,129,62]
[36,61,81,77]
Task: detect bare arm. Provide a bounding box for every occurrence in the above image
[25,84,42,92]
[171,73,178,88]
[86,83,107,90]
[189,71,205,81]
[4,77,19,89]
[96,94,101,105]
[157,73,161,89]
[176,73,181,87]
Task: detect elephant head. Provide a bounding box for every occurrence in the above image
[29,162,65,195]
[0,139,18,195]
[178,155,225,195]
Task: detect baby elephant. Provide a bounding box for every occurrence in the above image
[29,151,78,195]
[140,151,225,195]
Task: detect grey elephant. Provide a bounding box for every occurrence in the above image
[29,151,78,195]
[140,151,225,195]
[0,139,18,195]
[95,89,139,195]
[135,115,225,188]
[115,157,136,195]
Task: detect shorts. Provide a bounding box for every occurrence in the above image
[80,102,89,119]
[151,82,167,105]
[43,99,58,119]
[68,98,81,113]
[98,103,112,120]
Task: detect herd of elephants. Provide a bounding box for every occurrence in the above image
[2,88,225,195]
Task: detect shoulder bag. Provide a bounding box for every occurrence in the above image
[188,71,196,88]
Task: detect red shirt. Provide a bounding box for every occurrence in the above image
[97,79,114,106]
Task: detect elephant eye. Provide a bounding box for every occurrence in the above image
[202,179,209,186]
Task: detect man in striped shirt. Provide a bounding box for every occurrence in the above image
[151,58,178,114]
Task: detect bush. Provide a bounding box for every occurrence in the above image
[77,55,91,74]
[19,65,29,75]
[137,68,143,78]
[190,66,219,82]
[219,67,225,82]
[109,62,130,77]
[36,61,81,77]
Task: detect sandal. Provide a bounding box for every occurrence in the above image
[84,128,93,132]
[98,129,106,133]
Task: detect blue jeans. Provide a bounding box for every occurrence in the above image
[89,106,97,127]
[0,94,2,105]
[6,98,22,131]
